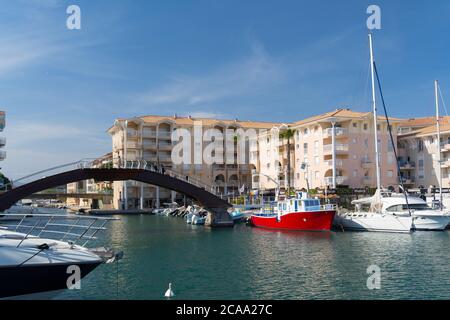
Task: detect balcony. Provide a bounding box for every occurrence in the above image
[399,162,416,170]
[126,142,141,149]
[323,144,349,155]
[361,159,373,169]
[127,129,140,139]
[441,159,450,169]
[142,130,156,138]
[158,155,172,163]
[363,176,372,185]
[158,131,172,139]
[158,142,173,150]
[400,177,415,185]
[325,176,348,186]
[324,159,344,168]
[323,127,348,138]
[143,142,157,149]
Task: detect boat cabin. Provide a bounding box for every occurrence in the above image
[276,192,322,213]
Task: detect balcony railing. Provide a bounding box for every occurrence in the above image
[158,142,173,149]
[323,127,348,137]
[127,129,139,138]
[142,131,156,138]
[399,162,416,170]
[361,159,373,168]
[126,142,141,149]
[143,142,157,149]
[325,176,347,186]
[325,160,343,167]
[158,131,172,139]
[323,144,349,154]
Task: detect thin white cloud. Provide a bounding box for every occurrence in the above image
[137,41,285,107]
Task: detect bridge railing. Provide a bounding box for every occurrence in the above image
[3,157,227,200]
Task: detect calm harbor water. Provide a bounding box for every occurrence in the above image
[57,214,450,300]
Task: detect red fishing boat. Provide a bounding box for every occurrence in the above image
[250,192,336,231]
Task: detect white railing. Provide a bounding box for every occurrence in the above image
[323,128,348,137]
[325,176,347,185]
[325,160,343,167]
[323,144,349,153]
[0,213,117,247]
[4,157,225,199]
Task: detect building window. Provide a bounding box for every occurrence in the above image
[304,128,309,135]
[363,123,368,130]
[388,153,394,164]
[303,143,308,155]
[353,122,358,128]
[353,170,358,177]
[377,124,381,131]
[314,141,319,155]
[364,139,369,148]
[315,171,320,180]
[418,140,424,152]
[418,159,424,179]
[387,170,394,178]
[352,138,357,144]
[314,156,319,165]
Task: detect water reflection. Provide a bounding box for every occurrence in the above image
[56,215,450,300]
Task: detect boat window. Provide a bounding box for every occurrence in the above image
[283,203,287,210]
[304,200,321,211]
[386,204,431,212]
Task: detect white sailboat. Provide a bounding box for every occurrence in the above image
[333,33,413,233]
[403,80,450,230]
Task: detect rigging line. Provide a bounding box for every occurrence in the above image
[438,85,449,117]
[373,61,411,215]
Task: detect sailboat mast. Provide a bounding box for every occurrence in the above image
[435,80,443,209]
[369,33,381,190]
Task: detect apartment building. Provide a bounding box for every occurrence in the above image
[254,109,402,191]
[66,153,113,209]
[397,116,450,189]
[107,115,278,209]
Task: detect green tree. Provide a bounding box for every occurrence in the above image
[279,128,296,195]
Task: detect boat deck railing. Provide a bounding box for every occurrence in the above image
[0,214,117,247]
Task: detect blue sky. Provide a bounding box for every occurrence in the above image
[2,0,450,178]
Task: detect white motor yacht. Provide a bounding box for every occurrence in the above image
[0,214,120,299]
[380,193,449,231]
[334,190,413,233]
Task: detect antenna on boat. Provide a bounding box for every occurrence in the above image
[368,33,382,191]
[435,80,443,210]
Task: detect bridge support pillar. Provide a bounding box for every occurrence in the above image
[156,187,160,208]
[140,183,144,210]
[205,207,234,228]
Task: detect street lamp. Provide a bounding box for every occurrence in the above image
[301,162,310,193]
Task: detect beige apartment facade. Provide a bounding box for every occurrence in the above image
[254,109,401,192]
[107,115,278,209]
[397,117,450,190]
[107,109,450,209]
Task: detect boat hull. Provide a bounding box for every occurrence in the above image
[412,215,449,231]
[250,210,336,231]
[334,213,413,233]
[0,261,101,299]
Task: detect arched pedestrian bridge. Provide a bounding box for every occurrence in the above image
[0,159,233,227]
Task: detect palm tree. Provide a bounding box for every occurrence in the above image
[279,128,296,196]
